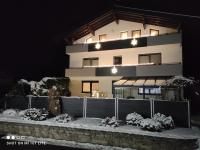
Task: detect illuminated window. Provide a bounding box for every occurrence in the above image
[83,58,99,67]
[150,29,159,36]
[82,81,99,93]
[132,30,141,38]
[99,34,107,42]
[86,37,93,43]
[120,31,128,39]
[139,53,161,65]
[113,56,122,65]
[138,87,161,95]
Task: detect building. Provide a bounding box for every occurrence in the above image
[64,7,182,100]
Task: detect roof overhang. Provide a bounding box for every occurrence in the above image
[65,6,181,44]
[113,77,172,87]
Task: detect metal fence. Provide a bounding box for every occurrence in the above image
[0,96,190,127]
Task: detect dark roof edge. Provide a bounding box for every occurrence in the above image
[64,5,181,45]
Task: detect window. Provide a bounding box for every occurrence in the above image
[138,87,161,95]
[150,29,159,36]
[114,87,135,99]
[139,53,161,64]
[132,30,141,38]
[120,31,128,39]
[82,81,99,93]
[83,58,99,67]
[86,37,93,43]
[99,34,107,42]
[113,56,122,65]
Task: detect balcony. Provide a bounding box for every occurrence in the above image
[66,33,181,53]
[65,67,96,77]
[65,63,182,77]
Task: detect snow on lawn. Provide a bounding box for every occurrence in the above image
[0,113,200,140]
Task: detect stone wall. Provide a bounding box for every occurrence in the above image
[0,121,198,150]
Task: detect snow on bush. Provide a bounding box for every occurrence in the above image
[21,108,49,121]
[139,118,163,132]
[8,77,70,96]
[126,112,144,126]
[153,113,175,129]
[54,113,72,123]
[100,116,119,128]
[18,110,26,117]
[166,75,195,87]
[125,112,174,132]
[2,109,18,117]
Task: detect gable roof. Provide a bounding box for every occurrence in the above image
[65,5,181,44]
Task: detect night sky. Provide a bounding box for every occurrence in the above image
[1,0,200,81]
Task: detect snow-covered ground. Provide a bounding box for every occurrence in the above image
[0,114,200,140]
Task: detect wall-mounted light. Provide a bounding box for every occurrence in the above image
[131,38,138,46]
[95,42,101,49]
[111,66,118,74]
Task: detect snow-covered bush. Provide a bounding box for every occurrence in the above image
[100,116,119,128]
[153,113,174,129]
[166,76,196,87]
[18,110,26,117]
[7,77,70,96]
[125,112,175,132]
[126,112,144,126]
[2,109,18,117]
[22,108,49,121]
[139,118,163,132]
[54,113,72,123]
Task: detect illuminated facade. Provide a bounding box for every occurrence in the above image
[65,9,182,100]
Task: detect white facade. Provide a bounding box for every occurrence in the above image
[65,19,182,99]
[68,43,182,68]
[74,20,177,44]
[69,76,122,98]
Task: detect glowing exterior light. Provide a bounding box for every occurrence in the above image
[111,66,118,74]
[131,38,138,46]
[95,43,101,49]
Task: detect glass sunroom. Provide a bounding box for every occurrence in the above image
[113,78,182,100]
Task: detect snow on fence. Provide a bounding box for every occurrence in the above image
[0,96,190,127]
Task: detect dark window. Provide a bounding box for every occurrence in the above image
[139,53,161,64]
[113,56,122,65]
[82,81,99,93]
[83,58,99,67]
[150,29,159,36]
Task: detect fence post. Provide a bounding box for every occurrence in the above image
[83,97,87,118]
[4,99,7,110]
[27,95,32,109]
[150,99,154,118]
[188,101,191,128]
[115,97,119,120]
